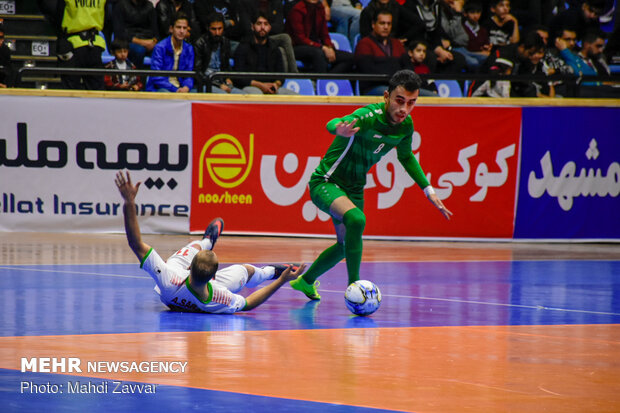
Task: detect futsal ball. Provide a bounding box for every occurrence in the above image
[344,280,382,316]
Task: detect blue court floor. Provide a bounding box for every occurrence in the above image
[0,235,619,412]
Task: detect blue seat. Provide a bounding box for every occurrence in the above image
[329,32,353,52]
[353,33,361,50]
[283,79,315,95]
[435,80,463,97]
[316,79,354,96]
[359,0,372,7]
[99,31,115,64]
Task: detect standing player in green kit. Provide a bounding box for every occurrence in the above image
[290,70,453,300]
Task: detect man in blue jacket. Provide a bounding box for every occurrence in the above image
[146,13,195,92]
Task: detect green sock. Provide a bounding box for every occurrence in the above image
[343,208,365,285]
[302,242,345,284]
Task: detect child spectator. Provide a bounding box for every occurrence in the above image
[483,0,520,47]
[104,39,144,91]
[461,2,492,67]
[405,40,438,96]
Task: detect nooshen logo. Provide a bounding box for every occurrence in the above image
[199,134,253,189]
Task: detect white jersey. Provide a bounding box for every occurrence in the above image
[140,247,247,314]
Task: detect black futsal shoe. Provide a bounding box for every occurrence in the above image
[203,217,224,248]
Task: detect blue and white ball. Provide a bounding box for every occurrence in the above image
[344,280,382,316]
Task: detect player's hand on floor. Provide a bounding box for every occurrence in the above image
[280,263,307,282]
[428,194,453,220]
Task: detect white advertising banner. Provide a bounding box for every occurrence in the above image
[0,96,192,233]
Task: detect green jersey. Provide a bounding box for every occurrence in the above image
[310,102,430,192]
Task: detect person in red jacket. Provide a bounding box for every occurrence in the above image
[354,10,408,94]
[285,0,354,72]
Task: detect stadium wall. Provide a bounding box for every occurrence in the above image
[0,90,618,241]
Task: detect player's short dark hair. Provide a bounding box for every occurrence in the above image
[388,70,421,93]
[190,250,218,283]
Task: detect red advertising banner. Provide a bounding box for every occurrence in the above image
[191,103,521,238]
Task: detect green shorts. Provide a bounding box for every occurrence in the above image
[309,178,364,224]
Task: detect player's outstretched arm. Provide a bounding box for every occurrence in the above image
[242,264,307,311]
[115,171,152,262]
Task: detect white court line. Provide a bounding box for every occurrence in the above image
[0,265,149,280]
[3,266,619,317]
[311,287,620,317]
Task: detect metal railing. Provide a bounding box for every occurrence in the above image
[15,66,620,97]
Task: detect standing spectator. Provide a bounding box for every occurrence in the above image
[194,0,244,46]
[238,0,299,72]
[233,12,298,95]
[55,0,107,90]
[0,24,12,88]
[483,0,520,47]
[194,12,242,94]
[328,0,363,46]
[286,0,354,73]
[156,0,201,42]
[146,13,195,92]
[354,10,408,95]
[104,38,144,91]
[550,0,605,42]
[113,0,159,68]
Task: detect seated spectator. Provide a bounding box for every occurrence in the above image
[238,0,299,73]
[505,31,553,97]
[534,25,574,96]
[104,38,144,91]
[146,13,195,92]
[113,0,159,68]
[194,0,244,47]
[403,0,467,74]
[233,12,297,95]
[550,0,605,42]
[194,12,243,94]
[0,24,12,88]
[460,1,493,69]
[156,0,201,42]
[354,10,408,95]
[286,0,354,73]
[483,0,520,47]
[404,40,439,95]
[556,28,620,97]
[362,0,420,44]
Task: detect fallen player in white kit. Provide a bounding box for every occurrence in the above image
[115,170,305,313]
